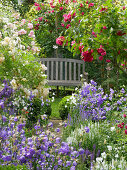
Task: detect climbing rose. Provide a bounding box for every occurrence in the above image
[123,6,125,10]
[60,7,63,11]
[103,26,107,29]
[117,31,126,36]
[36,7,41,10]
[88,3,94,8]
[99,56,103,61]
[66,24,71,29]
[123,114,126,118]
[99,8,108,12]
[97,48,105,54]
[34,3,39,6]
[82,50,94,62]
[56,36,65,46]
[79,3,83,7]
[106,59,111,63]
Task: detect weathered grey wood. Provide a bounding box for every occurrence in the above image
[74,62,76,81]
[39,58,86,87]
[69,62,72,81]
[78,63,80,81]
[65,62,67,81]
[47,61,49,80]
[60,62,63,80]
[56,61,58,80]
[51,61,54,80]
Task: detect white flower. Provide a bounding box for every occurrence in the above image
[40,64,47,72]
[65,105,67,108]
[96,157,103,163]
[53,45,58,49]
[107,145,112,151]
[101,152,107,159]
[111,127,115,131]
[10,79,18,90]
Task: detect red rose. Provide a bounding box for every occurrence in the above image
[125,130,127,135]
[99,8,108,12]
[80,3,83,7]
[106,59,111,63]
[117,31,126,36]
[82,50,94,62]
[97,48,105,54]
[99,56,103,61]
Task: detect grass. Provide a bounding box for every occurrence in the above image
[50,98,62,119]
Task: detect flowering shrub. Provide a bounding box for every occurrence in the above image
[0,3,49,99]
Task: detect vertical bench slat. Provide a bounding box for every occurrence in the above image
[65,62,67,81]
[60,62,63,80]
[56,61,58,80]
[78,63,81,81]
[83,62,85,74]
[69,62,72,81]
[51,61,54,80]
[74,62,76,81]
[47,61,49,80]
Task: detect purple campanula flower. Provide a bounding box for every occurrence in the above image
[66,161,71,167]
[48,122,53,128]
[58,159,62,165]
[14,117,18,122]
[0,101,4,109]
[70,166,75,170]
[2,115,7,122]
[56,137,61,143]
[79,148,85,155]
[73,161,77,166]
[85,127,89,133]
[55,128,60,133]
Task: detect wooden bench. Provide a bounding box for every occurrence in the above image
[39,58,87,87]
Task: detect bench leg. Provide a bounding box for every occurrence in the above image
[56,86,59,97]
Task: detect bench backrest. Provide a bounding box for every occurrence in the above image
[40,58,85,86]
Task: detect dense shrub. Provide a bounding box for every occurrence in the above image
[59,96,71,120]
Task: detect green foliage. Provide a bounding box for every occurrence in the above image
[25,97,51,128]
[0,164,28,170]
[59,95,71,120]
[41,100,52,117]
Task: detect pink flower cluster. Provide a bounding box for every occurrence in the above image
[18,29,27,35]
[63,11,76,22]
[82,49,94,62]
[56,36,65,46]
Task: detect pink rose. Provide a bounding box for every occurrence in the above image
[56,36,65,46]
[60,7,63,11]
[28,23,33,29]
[88,3,94,8]
[103,26,107,29]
